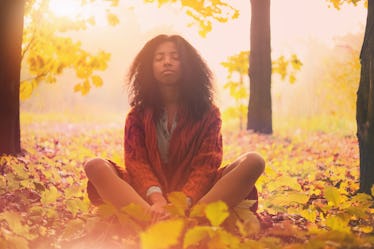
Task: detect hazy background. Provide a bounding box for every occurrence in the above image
[20,0,367,133]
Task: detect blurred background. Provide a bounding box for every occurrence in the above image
[20,0,367,135]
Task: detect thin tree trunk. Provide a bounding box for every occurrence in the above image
[357,0,374,194]
[247,0,272,134]
[0,1,25,155]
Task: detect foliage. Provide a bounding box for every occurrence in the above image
[325,0,366,9]
[143,0,238,37]
[293,32,362,121]
[0,115,373,248]
[220,51,250,130]
[20,0,120,99]
[221,51,302,130]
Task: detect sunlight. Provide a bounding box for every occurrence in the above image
[49,0,81,18]
[48,0,107,26]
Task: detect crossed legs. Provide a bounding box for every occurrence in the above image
[84,152,265,209]
[198,152,265,207]
[84,158,150,209]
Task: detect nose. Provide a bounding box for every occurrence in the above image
[163,55,172,65]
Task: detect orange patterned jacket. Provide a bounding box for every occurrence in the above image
[124,105,222,204]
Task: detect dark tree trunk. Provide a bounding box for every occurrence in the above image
[0,1,24,155]
[247,0,272,134]
[357,0,374,194]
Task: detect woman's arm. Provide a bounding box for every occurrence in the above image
[181,108,223,204]
[124,109,163,200]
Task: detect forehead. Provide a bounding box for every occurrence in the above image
[154,41,178,54]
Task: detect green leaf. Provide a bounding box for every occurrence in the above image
[140,219,184,249]
[204,201,229,227]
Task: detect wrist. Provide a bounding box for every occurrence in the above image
[149,192,166,204]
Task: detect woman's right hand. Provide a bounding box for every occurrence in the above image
[148,192,169,223]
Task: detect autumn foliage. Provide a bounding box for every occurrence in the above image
[0,115,373,249]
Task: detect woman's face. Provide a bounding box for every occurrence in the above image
[152,41,181,87]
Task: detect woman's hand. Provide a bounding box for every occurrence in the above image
[148,192,169,223]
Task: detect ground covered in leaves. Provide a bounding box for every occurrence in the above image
[0,115,373,249]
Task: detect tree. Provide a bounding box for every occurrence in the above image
[0,0,118,155]
[247,0,272,133]
[0,0,25,154]
[356,0,374,193]
[221,51,301,130]
[152,0,371,192]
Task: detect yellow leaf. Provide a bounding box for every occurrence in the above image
[215,229,241,248]
[20,81,34,100]
[204,201,229,227]
[107,13,119,26]
[324,185,346,206]
[356,225,373,234]
[233,200,257,221]
[371,184,374,196]
[121,203,150,222]
[166,191,188,217]
[189,203,206,218]
[91,75,103,87]
[73,83,81,92]
[267,175,302,192]
[140,219,184,249]
[41,186,60,205]
[96,203,117,218]
[183,226,211,249]
[325,215,350,232]
[0,211,29,236]
[80,80,90,95]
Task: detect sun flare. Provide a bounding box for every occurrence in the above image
[48,0,109,26]
[48,0,82,18]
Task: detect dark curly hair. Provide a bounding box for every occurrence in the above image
[127,34,215,120]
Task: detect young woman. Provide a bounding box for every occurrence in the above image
[84,34,265,221]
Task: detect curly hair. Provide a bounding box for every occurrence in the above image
[127,34,215,120]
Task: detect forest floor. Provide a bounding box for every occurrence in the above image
[0,114,373,249]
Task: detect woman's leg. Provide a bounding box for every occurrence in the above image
[198,152,265,207]
[84,158,150,210]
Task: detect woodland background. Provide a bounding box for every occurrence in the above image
[0,0,373,248]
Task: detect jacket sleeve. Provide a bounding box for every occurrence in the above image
[181,108,223,204]
[124,109,162,199]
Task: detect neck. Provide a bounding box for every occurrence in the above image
[160,85,180,106]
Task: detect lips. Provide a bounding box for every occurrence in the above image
[162,70,174,75]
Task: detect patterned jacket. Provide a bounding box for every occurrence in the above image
[124,105,223,204]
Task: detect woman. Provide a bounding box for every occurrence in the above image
[84,34,265,221]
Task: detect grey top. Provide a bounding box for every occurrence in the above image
[156,110,177,164]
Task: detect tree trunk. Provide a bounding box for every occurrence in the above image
[357,0,374,194]
[247,0,272,134]
[0,1,24,155]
